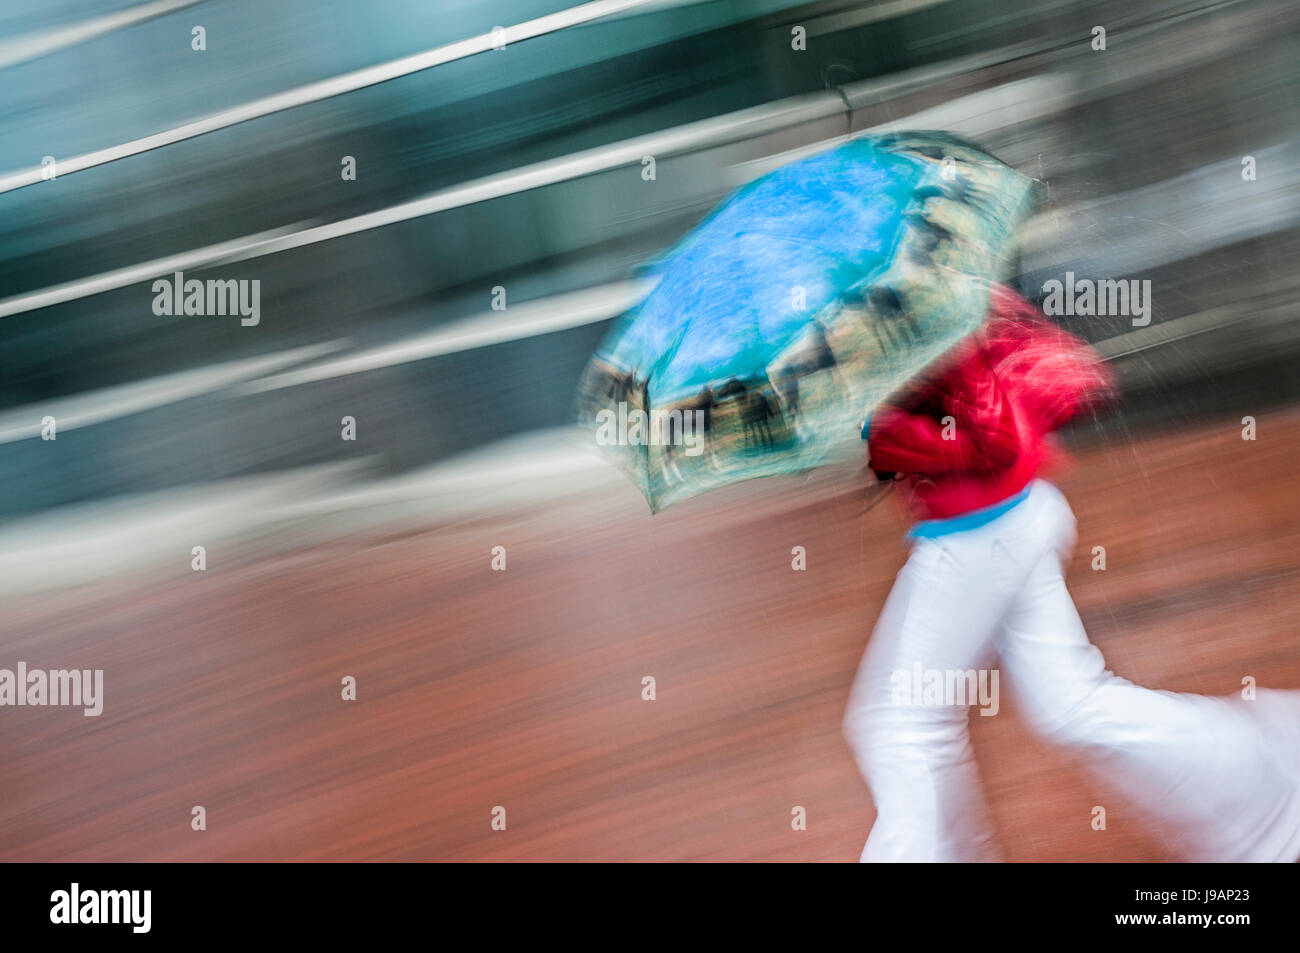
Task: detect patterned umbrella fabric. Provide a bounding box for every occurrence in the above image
[576,131,1037,511]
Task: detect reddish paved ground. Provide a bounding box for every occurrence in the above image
[2,407,1298,861]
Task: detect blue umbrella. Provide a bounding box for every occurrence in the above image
[578,131,1036,511]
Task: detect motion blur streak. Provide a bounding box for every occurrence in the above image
[0,0,672,193]
[0,0,205,70]
[0,0,1297,860]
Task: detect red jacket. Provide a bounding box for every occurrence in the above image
[866,285,1115,521]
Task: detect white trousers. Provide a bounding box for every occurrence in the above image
[843,479,1300,862]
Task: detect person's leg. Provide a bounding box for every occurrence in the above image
[843,531,1019,861]
[998,483,1300,860]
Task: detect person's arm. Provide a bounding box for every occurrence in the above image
[867,353,1022,475]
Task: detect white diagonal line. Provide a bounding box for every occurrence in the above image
[0,0,207,71]
[0,91,842,319]
[234,281,647,395]
[0,0,663,194]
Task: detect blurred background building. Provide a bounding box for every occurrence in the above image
[0,0,1296,527]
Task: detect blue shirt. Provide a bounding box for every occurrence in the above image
[864,410,1032,539]
[906,485,1032,539]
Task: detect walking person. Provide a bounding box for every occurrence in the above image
[843,284,1300,862]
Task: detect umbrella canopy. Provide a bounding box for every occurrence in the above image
[577,131,1037,511]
